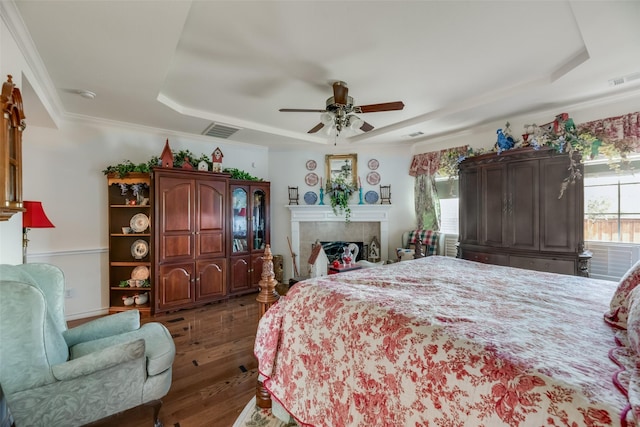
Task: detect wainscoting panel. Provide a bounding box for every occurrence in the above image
[27,248,110,320]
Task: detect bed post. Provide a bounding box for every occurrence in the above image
[256,244,280,408]
[256,244,280,317]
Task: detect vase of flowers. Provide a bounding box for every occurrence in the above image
[326,165,357,222]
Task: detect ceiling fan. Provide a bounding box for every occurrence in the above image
[279,81,404,136]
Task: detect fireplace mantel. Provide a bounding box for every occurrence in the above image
[287,205,391,274]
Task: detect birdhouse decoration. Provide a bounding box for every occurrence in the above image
[160,139,173,168]
[308,240,329,278]
[181,157,194,170]
[369,236,380,262]
[212,147,224,172]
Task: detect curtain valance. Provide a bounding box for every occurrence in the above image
[409,145,468,177]
[578,111,640,154]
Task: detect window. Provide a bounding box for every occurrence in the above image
[436,176,459,235]
[584,158,640,243]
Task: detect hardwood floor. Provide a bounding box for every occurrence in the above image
[72,292,266,427]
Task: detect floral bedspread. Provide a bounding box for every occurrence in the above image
[255,256,636,427]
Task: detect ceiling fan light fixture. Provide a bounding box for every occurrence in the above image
[348,116,364,131]
[320,112,334,125]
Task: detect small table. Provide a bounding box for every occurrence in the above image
[328,264,362,275]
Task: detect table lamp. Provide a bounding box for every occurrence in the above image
[22,201,55,263]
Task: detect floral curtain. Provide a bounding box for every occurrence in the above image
[577,111,640,157]
[409,146,467,230]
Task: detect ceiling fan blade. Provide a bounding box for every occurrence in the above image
[360,121,374,132]
[308,123,325,133]
[355,101,405,113]
[280,108,327,113]
[332,81,349,105]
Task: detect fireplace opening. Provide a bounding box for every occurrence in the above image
[319,241,364,263]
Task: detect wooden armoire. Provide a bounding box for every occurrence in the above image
[458,147,590,276]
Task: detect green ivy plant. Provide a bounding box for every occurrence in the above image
[326,166,356,222]
[102,157,159,177]
[223,167,262,181]
[103,152,262,181]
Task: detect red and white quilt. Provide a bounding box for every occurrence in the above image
[255,256,637,427]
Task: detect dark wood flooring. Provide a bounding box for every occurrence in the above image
[71,291,269,427]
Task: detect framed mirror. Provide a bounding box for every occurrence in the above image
[325,153,358,188]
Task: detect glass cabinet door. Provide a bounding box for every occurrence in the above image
[251,189,266,251]
[232,187,248,253]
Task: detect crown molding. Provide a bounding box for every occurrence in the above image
[0,0,64,127]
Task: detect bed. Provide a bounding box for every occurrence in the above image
[254,254,640,427]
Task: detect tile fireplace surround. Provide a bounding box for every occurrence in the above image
[287,205,392,276]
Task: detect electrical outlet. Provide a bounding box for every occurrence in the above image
[64,289,73,298]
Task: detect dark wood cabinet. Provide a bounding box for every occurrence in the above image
[228,181,270,295]
[107,173,153,314]
[459,147,590,276]
[153,168,228,313]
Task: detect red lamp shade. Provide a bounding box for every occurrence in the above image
[238,208,247,217]
[22,201,55,229]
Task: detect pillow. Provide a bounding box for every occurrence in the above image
[626,286,640,354]
[408,230,439,256]
[605,259,640,329]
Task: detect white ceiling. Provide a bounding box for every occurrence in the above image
[9,0,640,149]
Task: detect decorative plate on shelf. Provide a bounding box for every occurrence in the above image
[131,239,149,259]
[306,159,317,171]
[304,191,318,205]
[368,159,379,170]
[305,172,319,186]
[130,213,149,233]
[366,171,381,185]
[365,190,379,204]
[131,266,150,280]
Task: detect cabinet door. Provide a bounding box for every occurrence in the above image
[481,164,507,246]
[157,262,194,311]
[540,156,578,252]
[231,187,249,254]
[250,254,265,290]
[459,167,480,244]
[229,255,251,293]
[196,258,226,301]
[250,186,269,252]
[196,179,226,258]
[508,160,539,250]
[157,176,195,262]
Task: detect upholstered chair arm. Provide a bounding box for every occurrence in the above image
[63,310,141,347]
[52,339,145,381]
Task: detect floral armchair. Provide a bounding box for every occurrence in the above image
[0,263,175,427]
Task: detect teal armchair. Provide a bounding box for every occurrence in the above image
[0,263,175,427]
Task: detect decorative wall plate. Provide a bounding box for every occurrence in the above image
[366,171,381,185]
[306,159,317,171]
[368,159,379,170]
[130,213,149,233]
[131,265,149,280]
[131,239,149,259]
[304,191,318,205]
[305,172,319,186]
[365,190,379,204]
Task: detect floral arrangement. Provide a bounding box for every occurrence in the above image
[326,160,357,222]
[436,112,640,197]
